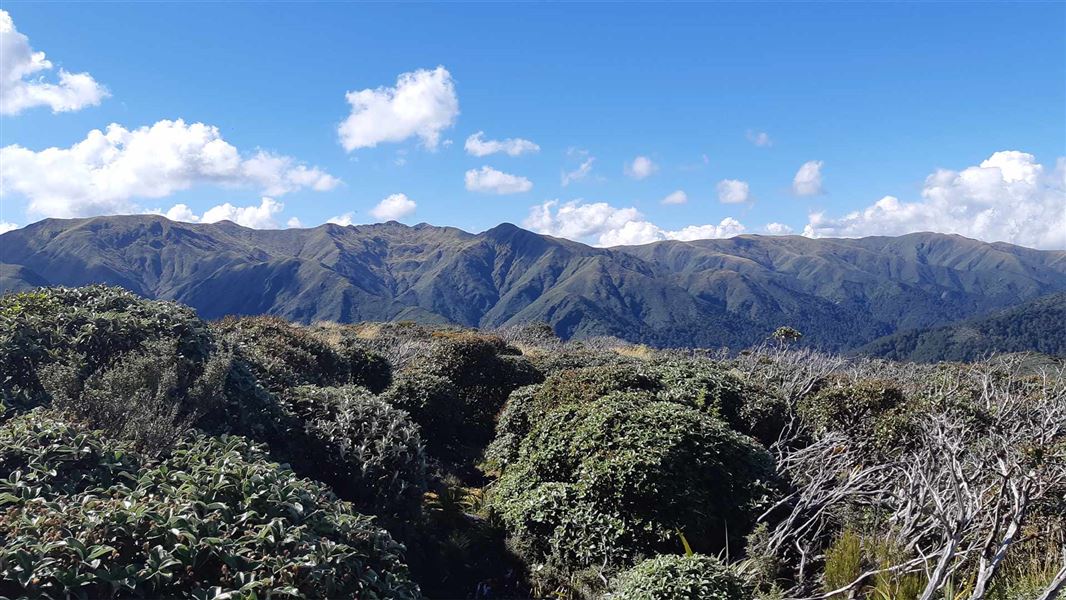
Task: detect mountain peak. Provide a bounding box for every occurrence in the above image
[3,215,1063,353]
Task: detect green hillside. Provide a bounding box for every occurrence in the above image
[2,215,1064,352]
[859,292,1066,362]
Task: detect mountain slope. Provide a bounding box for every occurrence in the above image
[2,215,1064,351]
[857,292,1066,362]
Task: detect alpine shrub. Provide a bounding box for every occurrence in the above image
[0,286,212,416]
[490,394,778,583]
[214,316,349,394]
[649,360,788,447]
[607,554,753,600]
[281,385,428,517]
[380,369,464,458]
[798,378,907,440]
[415,333,542,447]
[0,410,421,599]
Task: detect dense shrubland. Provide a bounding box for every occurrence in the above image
[1,286,1063,599]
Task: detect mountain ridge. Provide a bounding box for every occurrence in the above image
[3,215,1064,352]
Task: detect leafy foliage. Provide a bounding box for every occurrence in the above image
[0,410,421,599]
[215,316,391,395]
[380,369,463,459]
[489,394,778,588]
[607,554,753,600]
[3,284,1061,600]
[798,378,911,448]
[279,385,427,518]
[413,333,542,448]
[0,286,213,417]
[648,360,789,447]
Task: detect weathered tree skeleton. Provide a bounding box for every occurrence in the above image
[742,351,1066,599]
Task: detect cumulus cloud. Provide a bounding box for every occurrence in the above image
[0,221,19,234]
[524,199,745,247]
[793,160,824,196]
[286,217,303,228]
[765,222,794,235]
[803,151,1066,249]
[327,212,356,226]
[157,197,289,229]
[716,179,751,204]
[201,197,285,229]
[465,166,533,194]
[370,193,417,220]
[661,190,688,205]
[338,66,458,151]
[464,131,539,157]
[0,10,108,115]
[0,119,339,219]
[561,157,595,187]
[625,155,658,180]
[746,130,772,147]
[163,204,199,222]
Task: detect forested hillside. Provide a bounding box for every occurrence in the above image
[1,286,1064,599]
[860,292,1066,362]
[2,215,1064,353]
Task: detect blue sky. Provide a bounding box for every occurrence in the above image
[1,2,1063,248]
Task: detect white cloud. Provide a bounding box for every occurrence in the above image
[0,221,19,234]
[598,220,667,246]
[765,222,794,235]
[370,193,417,220]
[286,217,303,228]
[154,197,294,229]
[524,200,745,247]
[793,160,824,196]
[802,151,1066,249]
[561,157,595,187]
[524,200,641,241]
[164,204,199,222]
[465,166,533,194]
[0,119,339,219]
[200,197,285,229]
[661,190,688,205]
[625,155,658,180]
[338,66,458,152]
[746,130,772,147]
[0,10,108,115]
[716,179,750,204]
[327,212,356,226]
[464,131,539,157]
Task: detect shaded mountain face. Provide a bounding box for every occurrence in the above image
[857,292,1066,362]
[2,215,1064,351]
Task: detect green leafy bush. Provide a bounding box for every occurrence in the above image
[280,385,427,518]
[214,316,350,394]
[486,366,661,468]
[414,333,542,447]
[41,338,236,454]
[488,362,787,470]
[308,323,394,393]
[489,394,778,584]
[483,384,540,472]
[607,554,753,600]
[525,348,639,376]
[534,365,661,409]
[798,378,910,448]
[0,286,213,416]
[649,360,788,447]
[0,410,421,599]
[380,369,463,458]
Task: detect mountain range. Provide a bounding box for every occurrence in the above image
[2,215,1064,354]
